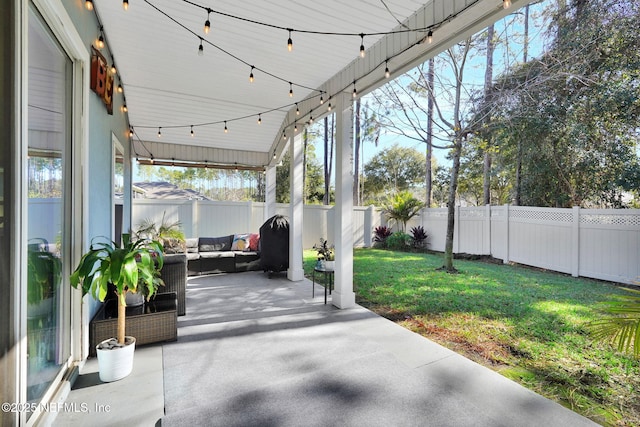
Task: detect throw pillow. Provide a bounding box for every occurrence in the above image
[248,233,260,251]
[231,233,250,251]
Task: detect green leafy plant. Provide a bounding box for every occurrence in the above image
[70,234,164,345]
[383,191,423,232]
[588,287,640,358]
[313,237,335,261]
[135,211,186,254]
[27,240,61,306]
[386,232,411,250]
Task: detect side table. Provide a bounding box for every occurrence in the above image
[312,267,334,304]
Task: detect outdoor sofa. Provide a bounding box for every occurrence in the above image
[184,234,261,275]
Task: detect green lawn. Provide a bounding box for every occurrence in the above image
[303,248,640,426]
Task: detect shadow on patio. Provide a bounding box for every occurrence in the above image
[55,271,597,427]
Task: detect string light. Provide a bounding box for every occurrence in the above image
[249,66,255,83]
[273,150,277,159]
[122,0,128,11]
[257,114,262,125]
[327,96,332,111]
[157,127,162,138]
[204,8,211,34]
[117,83,123,93]
[294,121,298,132]
[110,57,117,75]
[122,103,128,113]
[85,0,93,11]
[320,93,324,105]
[352,81,357,98]
[129,127,134,137]
[308,113,314,125]
[224,121,228,133]
[427,30,433,44]
[385,60,390,78]
[359,33,365,58]
[150,155,155,164]
[287,29,293,52]
[282,131,287,140]
[295,103,300,115]
[289,82,293,97]
[198,37,204,56]
[503,0,511,9]
[96,27,104,49]
[190,125,194,137]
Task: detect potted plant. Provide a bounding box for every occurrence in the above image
[135,211,186,254]
[70,233,164,382]
[313,238,335,270]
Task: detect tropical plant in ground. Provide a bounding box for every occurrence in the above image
[409,225,428,249]
[383,190,423,232]
[385,232,411,251]
[373,226,392,247]
[588,287,640,359]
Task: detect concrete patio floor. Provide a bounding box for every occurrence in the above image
[54,271,598,427]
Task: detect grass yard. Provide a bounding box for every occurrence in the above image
[303,248,639,427]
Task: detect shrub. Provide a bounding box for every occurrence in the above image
[373,226,392,247]
[410,225,428,249]
[386,232,411,250]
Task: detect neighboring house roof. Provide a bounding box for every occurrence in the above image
[133,182,210,200]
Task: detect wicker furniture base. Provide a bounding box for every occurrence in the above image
[160,254,187,316]
[89,292,177,357]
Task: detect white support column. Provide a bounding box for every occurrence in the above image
[333,94,356,308]
[264,166,276,223]
[288,133,304,281]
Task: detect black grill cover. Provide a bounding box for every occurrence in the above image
[259,215,289,273]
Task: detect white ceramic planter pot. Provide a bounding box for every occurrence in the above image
[96,336,136,382]
[324,260,335,271]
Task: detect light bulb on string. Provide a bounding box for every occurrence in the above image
[427,30,433,44]
[503,0,511,8]
[385,60,391,78]
[110,57,117,75]
[359,33,365,58]
[117,83,123,93]
[320,93,324,105]
[129,127,134,137]
[85,0,93,11]
[224,121,228,133]
[157,127,162,138]
[122,0,128,11]
[150,155,154,164]
[309,113,314,125]
[295,103,300,115]
[287,29,293,52]
[249,66,255,83]
[122,103,127,113]
[257,114,262,125]
[204,9,211,34]
[352,81,357,98]
[198,38,204,56]
[294,121,298,132]
[97,27,104,49]
[190,125,194,137]
[282,131,287,140]
[289,82,293,97]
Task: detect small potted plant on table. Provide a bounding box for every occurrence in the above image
[313,238,335,270]
[70,234,163,382]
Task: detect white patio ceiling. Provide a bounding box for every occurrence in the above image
[95,0,523,169]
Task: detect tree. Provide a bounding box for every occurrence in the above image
[275,141,324,204]
[362,144,425,202]
[353,101,381,206]
[383,190,423,232]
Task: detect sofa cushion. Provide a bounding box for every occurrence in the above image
[199,235,233,252]
[185,238,199,253]
[248,233,260,251]
[185,252,200,261]
[199,251,235,259]
[231,233,250,251]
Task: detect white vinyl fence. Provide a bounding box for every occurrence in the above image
[130,200,639,286]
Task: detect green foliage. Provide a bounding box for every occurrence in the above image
[363,144,425,201]
[588,288,640,359]
[312,238,335,261]
[70,234,164,344]
[135,211,186,253]
[27,241,61,305]
[385,232,411,250]
[383,190,423,232]
[275,144,325,204]
[372,225,392,247]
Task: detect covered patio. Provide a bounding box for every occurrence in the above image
[55,272,597,426]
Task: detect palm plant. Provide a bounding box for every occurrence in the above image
[70,234,164,345]
[588,287,640,358]
[135,211,185,253]
[383,190,423,232]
